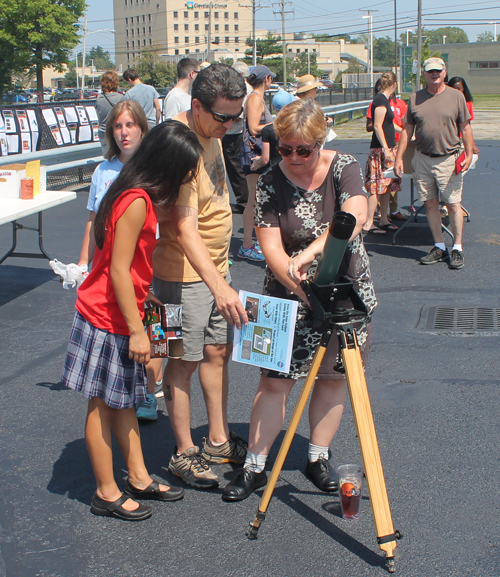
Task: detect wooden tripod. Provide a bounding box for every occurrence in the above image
[246,280,402,572]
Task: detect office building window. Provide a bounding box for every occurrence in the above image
[175,36,179,43]
[184,11,188,18]
[149,26,151,32]
[126,29,129,36]
[184,23,188,30]
[234,12,238,18]
[214,36,219,43]
[185,49,190,54]
[194,11,198,18]
[195,36,199,43]
[149,38,152,45]
[142,15,145,21]
[313,48,316,52]
[214,11,218,18]
[132,40,134,47]
[225,24,229,31]
[148,14,151,21]
[133,52,135,58]
[127,41,129,48]
[173,11,178,18]
[195,23,199,30]
[124,0,127,5]
[470,60,499,69]
[235,24,238,31]
[205,24,209,30]
[175,49,179,54]
[125,17,128,24]
[204,11,209,18]
[131,29,133,35]
[215,24,219,31]
[185,36,189,43]
[195,48,199,53]
[142,39,145,45]
[137,28,140,34]
[235,37,239,43]
[127,53,130,59]
[296,49,300,53]
[224,11,229,18]
[225,36,229,43]
[174,23,178,30]
[143,27,146,34]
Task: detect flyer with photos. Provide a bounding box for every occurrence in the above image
[232,291,298,373]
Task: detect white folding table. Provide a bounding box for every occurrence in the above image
[0,190,77,264]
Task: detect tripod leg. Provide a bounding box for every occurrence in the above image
[247,328,333,539]
[339,328,401,572]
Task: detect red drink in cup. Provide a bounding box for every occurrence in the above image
[337,464,363,520]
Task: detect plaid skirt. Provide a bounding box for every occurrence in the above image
[61,312,147,409]
[365,147,401,196]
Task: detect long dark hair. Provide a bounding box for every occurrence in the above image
[447,76,473,102]
[94,120,202,249]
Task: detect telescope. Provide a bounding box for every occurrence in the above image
[247,211,402,572]
[314,211,357,286]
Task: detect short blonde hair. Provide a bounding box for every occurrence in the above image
[274,99,327,144]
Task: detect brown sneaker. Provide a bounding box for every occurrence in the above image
[201,431,248,465]
[168,446,219,489]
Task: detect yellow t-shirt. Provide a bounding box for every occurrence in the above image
[153,117,232,283]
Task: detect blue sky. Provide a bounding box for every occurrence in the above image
[79,0,500,58]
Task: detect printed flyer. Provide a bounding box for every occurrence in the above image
[232,291,298,373]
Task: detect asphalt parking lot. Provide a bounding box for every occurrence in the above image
[0,135,499,577]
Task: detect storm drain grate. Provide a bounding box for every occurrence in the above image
[426,307,500,332]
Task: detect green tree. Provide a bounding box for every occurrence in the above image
[400,27,468,45]
[477,31,495,42]
[290,51,321,78]
[64,64,90,87]
[373,36,396,67]
[408,40,441,86]
[88,46,114,70]
[0,0,86,96]
[136,49,176,87]
[312,33,353,43]
[244,32,283,60]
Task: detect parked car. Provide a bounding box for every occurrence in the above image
[2,91,30,104]
[83,89,99,99]
[54,88,81,101]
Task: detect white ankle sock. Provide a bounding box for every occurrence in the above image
[308,443,330,463]
[452,244,463,252]
[244,452,267,473]
[435,243,446,251]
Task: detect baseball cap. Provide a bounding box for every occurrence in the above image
[250,65,276,80]
[423,57,445,72]
[272,89,294,111]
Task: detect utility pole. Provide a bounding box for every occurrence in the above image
[206,3,212,62]
[394,0,398,84]
[239,0,265,66]
[81,17,87,95]
[272,0,293,83]
[361,10,377,90]
[416,0,422,89]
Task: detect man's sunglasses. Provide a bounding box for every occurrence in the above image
[203,104,243,123]
[277,143,319,158]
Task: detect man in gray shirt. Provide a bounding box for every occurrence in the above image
[395,57,473,270]
[123,68,161,130]
[163,58,200,120]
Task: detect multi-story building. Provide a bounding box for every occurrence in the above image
[113,0,253,70]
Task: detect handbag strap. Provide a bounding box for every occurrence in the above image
[103,92,116,108]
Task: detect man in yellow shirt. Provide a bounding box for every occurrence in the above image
[153,64,249,489]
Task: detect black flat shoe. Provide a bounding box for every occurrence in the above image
[90,493,152,521]
[123,479,184,502]
[305,458,338,492]
[222,468,267,502]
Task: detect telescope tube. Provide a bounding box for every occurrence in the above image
[313,211,356,285]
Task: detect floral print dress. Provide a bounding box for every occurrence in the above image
[255,152,378,379]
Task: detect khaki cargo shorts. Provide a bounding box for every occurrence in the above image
[412,149,463,204]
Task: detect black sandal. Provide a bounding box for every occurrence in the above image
[90,493,152,521]
[123,479,184,502]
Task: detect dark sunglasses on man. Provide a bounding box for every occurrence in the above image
[203,103,244,123]
[277,142,319,158]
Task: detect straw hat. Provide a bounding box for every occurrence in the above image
[295,74,322,94]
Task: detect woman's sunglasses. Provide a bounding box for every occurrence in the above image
[277,143,319,158]
[203,104,243,123]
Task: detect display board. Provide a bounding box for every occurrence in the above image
[0,102,99,156]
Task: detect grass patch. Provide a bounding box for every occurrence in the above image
[472,94,500,109]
